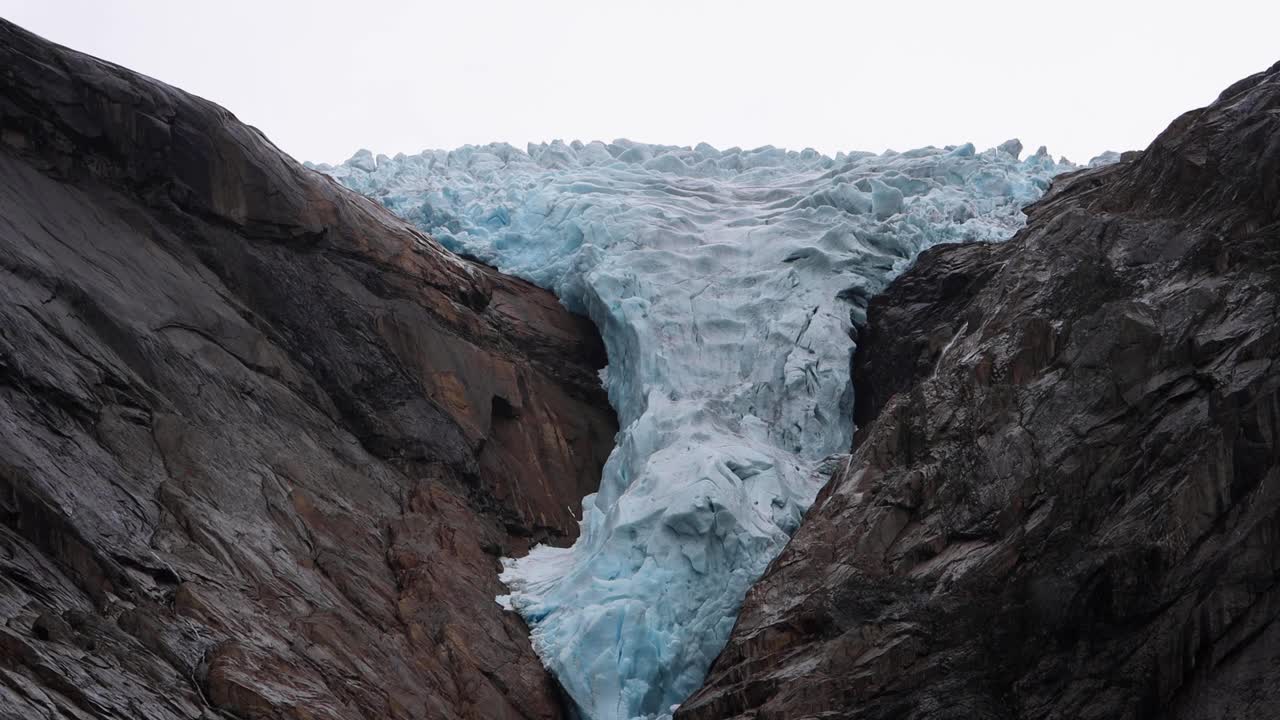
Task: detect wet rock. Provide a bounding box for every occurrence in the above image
[0,19,614,720]
[682,61,1280,720]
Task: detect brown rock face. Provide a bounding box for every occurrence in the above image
[681,63,1280,719]
[0,19,615,720]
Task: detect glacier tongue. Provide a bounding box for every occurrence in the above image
[320,140,1072,719]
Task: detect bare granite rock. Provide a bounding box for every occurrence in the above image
[0,19,615,720]
[681,61,1280,720]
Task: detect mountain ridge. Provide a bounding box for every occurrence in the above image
[0,17,615,719]
[679,58,1280,720]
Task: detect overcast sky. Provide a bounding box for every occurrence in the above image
[2,0,1277,165]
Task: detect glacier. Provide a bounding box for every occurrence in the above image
[316,139,1079,719]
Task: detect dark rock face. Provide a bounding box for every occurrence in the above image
[681,63,1280,719]
[0,19,615,720]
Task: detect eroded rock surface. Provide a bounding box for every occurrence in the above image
[0,19,614,720]
[681,62,1280,719]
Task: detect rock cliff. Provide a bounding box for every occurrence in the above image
[0,19,615,720]
[681,62,1280,719]
[4,15,1279,720]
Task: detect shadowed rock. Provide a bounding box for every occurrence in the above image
[0,19,615,720]
[681,61,1280,719]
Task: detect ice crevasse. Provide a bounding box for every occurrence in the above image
[317,139,1095,719]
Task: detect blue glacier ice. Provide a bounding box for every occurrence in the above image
[318,139,1079,719]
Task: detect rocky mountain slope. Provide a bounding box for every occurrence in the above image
[680,62,1280,718]
[0,19,615,720]
[3,14,1278,720]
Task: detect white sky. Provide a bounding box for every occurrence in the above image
[2,0,1277,165]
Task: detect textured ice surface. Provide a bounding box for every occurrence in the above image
[320,140,1077,719]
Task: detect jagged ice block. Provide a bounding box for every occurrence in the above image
[319,139,1084,719]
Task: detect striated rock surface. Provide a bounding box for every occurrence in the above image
[0,19,614,720]
[681,62,1280,719]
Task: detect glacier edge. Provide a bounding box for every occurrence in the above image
[320,139,1082,719]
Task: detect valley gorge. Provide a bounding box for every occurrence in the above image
[1,16,1278,720]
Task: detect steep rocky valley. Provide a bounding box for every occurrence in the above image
[1,16,1278,720]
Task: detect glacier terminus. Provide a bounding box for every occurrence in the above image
[317,139,1090,719]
